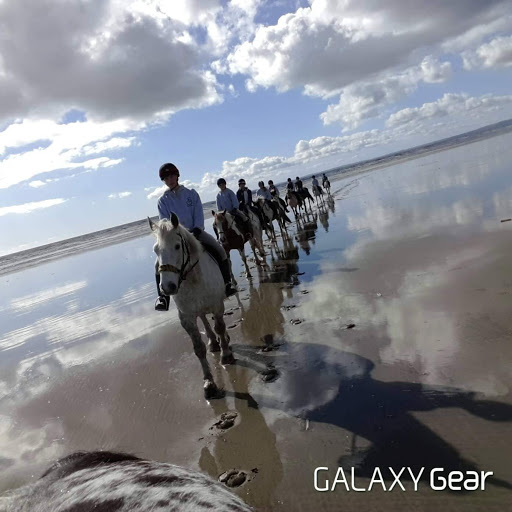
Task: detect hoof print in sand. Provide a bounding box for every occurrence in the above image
[261,345,281,352]
[281,304,297,311]
[227,322,239,329]
[260,368,279,382]
[211,412,238,431]
[290,318,303,325]
[300,290,309,295]
[259,334,282,351]
[224,311,234,316]
[346,323,356,329]
[261,334,274,345]
[219,469,247,488]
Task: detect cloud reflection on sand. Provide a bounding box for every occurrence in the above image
[0,281,174,400]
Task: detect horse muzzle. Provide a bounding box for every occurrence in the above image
[161,282,178,295]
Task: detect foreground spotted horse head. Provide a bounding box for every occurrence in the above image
[0,451,252,512]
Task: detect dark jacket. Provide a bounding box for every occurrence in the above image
[237,188,253,208]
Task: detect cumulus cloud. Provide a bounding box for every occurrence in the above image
[224,0,509,96]
[0,118,139,189]
[0,0,223,124]
[321,58,453,130]
[462,35,512,70]
[0,0,269,190]
[108,191,132,199]
[386,93,512,130]
[219,0,510,130]
[28,180,47,188]
[0,198,68,217]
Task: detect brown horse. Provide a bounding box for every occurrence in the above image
[212,210,265,279]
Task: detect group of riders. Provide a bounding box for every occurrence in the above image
[154,162,330,311]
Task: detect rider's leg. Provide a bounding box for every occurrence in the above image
[154,258,170,311]
[196,230,237,297]
[278,196,289,212]
[232,208,252,236]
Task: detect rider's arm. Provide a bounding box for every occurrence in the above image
[191,189,205,231]
[228,189,238,211]
[157,197,168,220]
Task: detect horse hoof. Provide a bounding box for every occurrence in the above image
[209,340,221,353]
[221,353,236,365]
[204,382,225,400]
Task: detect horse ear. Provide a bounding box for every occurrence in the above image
[148,217,158,232]
[211,210,216,217]
[170,212,179,227]
[222,209,226,215]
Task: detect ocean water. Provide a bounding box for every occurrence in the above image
[1,132,512,510]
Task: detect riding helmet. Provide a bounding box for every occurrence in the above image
[159,163,180,180]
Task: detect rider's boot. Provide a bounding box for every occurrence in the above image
[154,274,170,311]
[219,259,238,297]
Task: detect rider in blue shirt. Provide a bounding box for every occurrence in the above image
[154,163,237,310]
[216,178,251,235]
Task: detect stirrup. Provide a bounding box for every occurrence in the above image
[155,295,169,311]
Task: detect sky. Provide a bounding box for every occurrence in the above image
[1,0,512,255]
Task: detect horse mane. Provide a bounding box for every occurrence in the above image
[157,219,202,258]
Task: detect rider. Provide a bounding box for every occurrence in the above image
[294,176,303,191]
[311,175,320,191]
[322,173,329,187]
[216,178,252,236]
[154,163,237,311]
[256,181,280,218]
[268,180,289,212]
[237,179,266,226]
[286,178,294,192]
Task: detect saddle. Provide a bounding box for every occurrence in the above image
[233,215,253,241]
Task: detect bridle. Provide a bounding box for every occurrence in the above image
[215,214,239,242]
[158,232,200,290]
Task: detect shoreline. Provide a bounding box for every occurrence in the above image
[1,118,512,277]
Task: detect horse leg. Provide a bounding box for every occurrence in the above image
[249,238,262,266]
[238,247,252,277]
[200,313,220,353]
[213,311,235,365]
[179,313,223,400]
[226,254,238,286]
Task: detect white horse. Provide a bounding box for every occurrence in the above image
[149,214,234,400]
[212,210,266,278]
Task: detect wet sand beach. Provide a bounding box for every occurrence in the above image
[1,133,512,511]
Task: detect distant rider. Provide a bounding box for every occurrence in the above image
[268,180,289,212]
[216,178,252,235]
